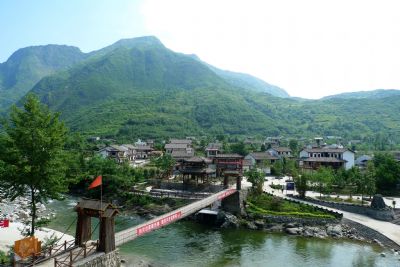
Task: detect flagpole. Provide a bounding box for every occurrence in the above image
[100,181,103,215]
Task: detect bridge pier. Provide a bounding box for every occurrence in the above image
[221,188,248,216]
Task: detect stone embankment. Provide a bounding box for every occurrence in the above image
[295,196,395,221]
[218,211,365,241]
[217,210,400,251]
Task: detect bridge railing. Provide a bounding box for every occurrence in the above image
[15,239,76,267]
[115,188,237,246]
[131,189,212,199]
[54,240,98,267]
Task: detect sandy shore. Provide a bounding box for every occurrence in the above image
[0,221,74,252]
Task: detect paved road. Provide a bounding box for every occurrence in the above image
[263,179,400,246]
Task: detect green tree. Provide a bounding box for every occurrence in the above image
[283,159,297,176]
[313,167,334,198]
[246,169,264,194]
[373,153,400,192]
[294,172,310,198]
[271,160,283,177]
[346,167,361,199]
[358,161,376,204]
[229,142,248,156]
[288,139,298,154]
[154,154,176,179]
[0,94,68,236]
[364,161,377,198]
[260,143,266,151]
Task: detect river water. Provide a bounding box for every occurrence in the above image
[46,198,400,267]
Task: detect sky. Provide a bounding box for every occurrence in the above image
[1,0,400,99]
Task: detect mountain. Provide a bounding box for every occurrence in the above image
[1,36,397,143]
[23,36,400,141]
[322,89,400,100]
[188,54,289,97]
[0,45,87,108]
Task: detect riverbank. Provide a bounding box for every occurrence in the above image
[28,195,400,266]
[0,196,74,253]
[0,222,74,252]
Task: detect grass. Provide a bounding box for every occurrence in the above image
[247,193,335,219]
[317,196,365,205]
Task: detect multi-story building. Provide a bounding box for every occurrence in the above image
[299,145,354,170]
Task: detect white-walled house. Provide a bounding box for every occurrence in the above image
[299,146,355,170]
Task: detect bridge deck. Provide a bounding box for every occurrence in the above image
[115,188,236,246]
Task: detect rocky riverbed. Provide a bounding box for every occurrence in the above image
[213,211,399,252]
[0,196,57,224]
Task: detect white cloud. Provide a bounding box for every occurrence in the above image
[141,0,400,98]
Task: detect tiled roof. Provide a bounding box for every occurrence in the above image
[171,150,194,158]
[215,153,243,159]
[165,143,188,149]
[170,139,192,144]
[206,143,222,150]
[271,147,292,152]
[248,152,279,160]
[108,145,128,152]
[122,144,135,150]
[302,147,350,153]
[134,145,152,151]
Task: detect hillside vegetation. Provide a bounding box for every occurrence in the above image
[1,36,398,141]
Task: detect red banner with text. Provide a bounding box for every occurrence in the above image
[218,189,236,200]
[136,211,182,236]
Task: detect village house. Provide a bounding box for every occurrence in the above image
[355,155,373,168]
[264,136,281,147]
[170,139,193,145]
[165,139,194,160]
[267,147,293,158]
[134,145,154,159]
[146,139,155,148]
[121,144,136,161]
[298,145,355,170]
[244,152,280,174]
[205,142,223,158]
[98,145,130,163]
[165,143,189,154]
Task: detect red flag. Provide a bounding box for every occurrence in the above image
[0,219,9,228]
[88,175,102,189]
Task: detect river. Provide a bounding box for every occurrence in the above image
[46,197,400,267]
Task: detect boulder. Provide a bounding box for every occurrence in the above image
[285,222,298,228]
[246,221,258,230]
[371,195,387,209]
[220,213,240,228]
[254,220,265,229]
[327,225,342,237]
[285,227,302,235]
[266,224,283,232]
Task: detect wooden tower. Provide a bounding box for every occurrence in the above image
[74,199,119,253]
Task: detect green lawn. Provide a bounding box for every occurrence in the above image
[247,193,335,219]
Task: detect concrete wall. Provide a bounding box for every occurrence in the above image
[74,250,120,267]
[221,189,248,216]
